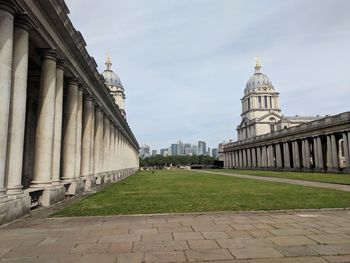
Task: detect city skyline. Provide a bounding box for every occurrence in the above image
[66,0,350,150]
[140,140,218,158]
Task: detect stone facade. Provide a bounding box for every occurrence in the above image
[237,58,321,141]
[223,112,350,173]
[0,0,139,225]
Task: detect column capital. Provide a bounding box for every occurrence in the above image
[65,76,79,86]
[56,59,65,70]
[14,14,33,31]
[0,0,17,14]
[37,48,58,62]
[84,93,93,101]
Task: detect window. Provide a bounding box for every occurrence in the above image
[270,124,275,132]
[270,97,272,108]
[258,96,262,108]
[247,98,250,110]
[264,96,267,108]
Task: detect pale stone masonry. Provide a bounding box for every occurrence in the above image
[0,0,139,225]
[1,207,350,262]
[223,112,350,173]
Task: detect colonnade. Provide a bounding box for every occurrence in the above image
[224,131,350,173]
[0,0,139,225]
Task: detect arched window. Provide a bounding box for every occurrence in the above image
[247,98,250,110]
[258,96,262,108]
[264,96,268,108]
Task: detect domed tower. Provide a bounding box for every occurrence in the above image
[102,55,126,118]
[236,58,282,141]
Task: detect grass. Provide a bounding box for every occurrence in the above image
[52,170,350,217]
[212,169,350,185]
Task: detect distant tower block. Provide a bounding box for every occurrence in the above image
[102,55,126,118]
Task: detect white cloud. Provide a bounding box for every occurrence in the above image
[67,0,350,150]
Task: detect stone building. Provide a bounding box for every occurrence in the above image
[102,56,126,118]
[0,0,139,225]
[223,59,350,173]
[237,58,321,141]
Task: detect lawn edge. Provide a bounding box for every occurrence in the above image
[49,206,350,219]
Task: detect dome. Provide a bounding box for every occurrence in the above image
[244,58,274,94]
[102,69,122,88]
[102,56,123,88]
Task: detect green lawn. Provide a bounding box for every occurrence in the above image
[52,170,350,217]
[212,169,350,185]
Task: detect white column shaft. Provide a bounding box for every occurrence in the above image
[74,88,83,178]
[0,4,14,196]
[32,51,57,186]
[51,62,64,184]
[5,19,30,194]
[81,96,93,177]
[62,79,78,180]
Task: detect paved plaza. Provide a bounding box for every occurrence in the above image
[1,200,350,263]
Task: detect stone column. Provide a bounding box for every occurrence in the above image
[283,142,291,168]
[81,94,93,177]
[5,15,31,195]
[317,137,324,169]
[301,140,306,167]
[113,127,118,171]
[326,135,333,168]
[275,144,282,168]
[89,102,95,174]
[103,115,110,173]
[31,49,57,187]
[331,134,339,169]
[0,1,15,197]
[61,77,79,181]
[93,106,102,174]
[256,147,262,167]
[109,123,115,171]
[232,152,235,167]
[261,146,267,167]
[242,149,247,167]
[292,141,300,168]
[313,137,319,168]
[252,148,257,167]
[343,133,350,168]
[239,150,243,167]
[51,59,64,184]
[304,139,311,168]
[74,87,83,178]
[247,149,252,167]
[99,113,105,173]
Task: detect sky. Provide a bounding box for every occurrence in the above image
[66,0,350,151]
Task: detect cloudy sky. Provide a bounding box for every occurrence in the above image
[66,0,350,151]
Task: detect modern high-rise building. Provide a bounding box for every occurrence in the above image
[170,144,178,156]
[191,145,198,156]
[140,145,150,158]
[151,150,157,156]
[212,148,218,159]
[198,141,207,155]
[160,148,168,156]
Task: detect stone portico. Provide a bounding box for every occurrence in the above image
[223,112,350,173]
[0,0,139,225]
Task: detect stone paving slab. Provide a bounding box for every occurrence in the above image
[1,209,350,262]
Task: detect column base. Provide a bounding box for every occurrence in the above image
[327,167,341,173]
[342,167,350,173]
[83,175,97,191]
[40,185,66,207]
[66,179,85,196]
[95,173,105,186]
[0,194,31,226]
